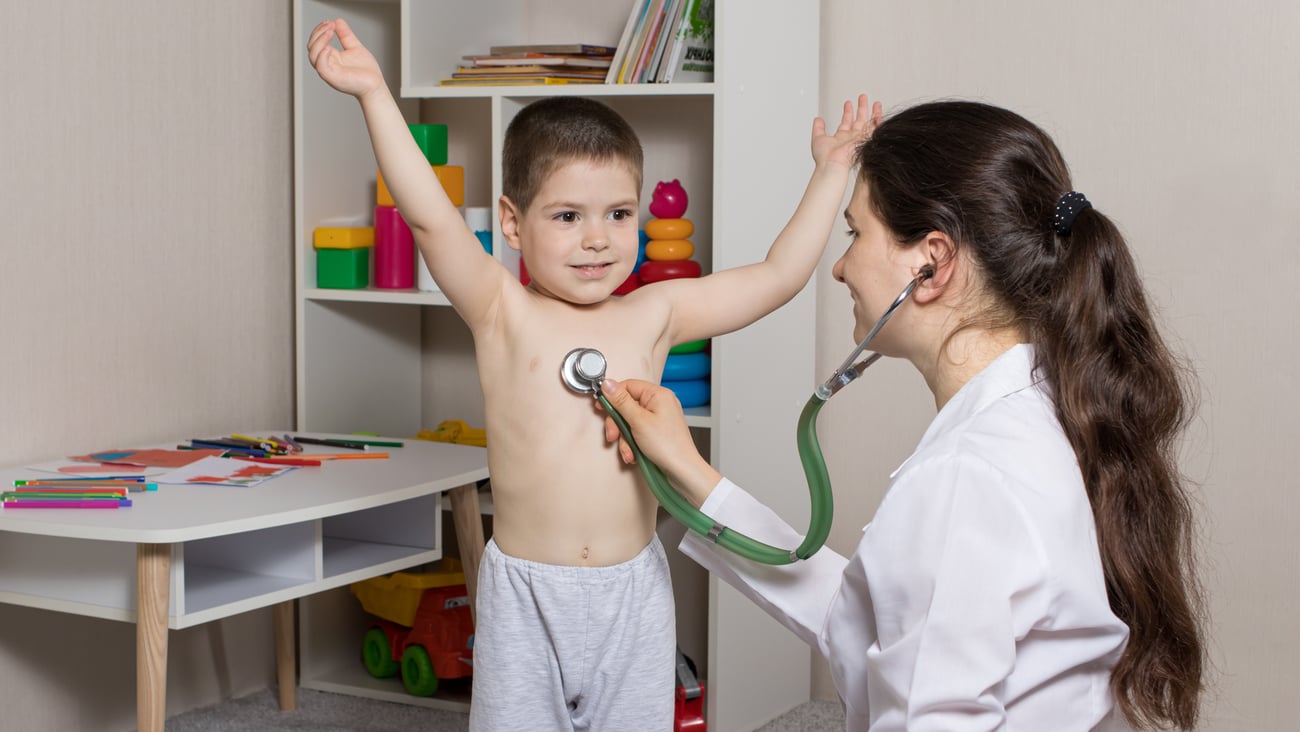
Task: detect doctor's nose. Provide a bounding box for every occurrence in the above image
[832,253,847,283]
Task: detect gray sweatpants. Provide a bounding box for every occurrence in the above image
[469,536,676,731]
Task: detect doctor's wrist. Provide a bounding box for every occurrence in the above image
[670,458,721,509]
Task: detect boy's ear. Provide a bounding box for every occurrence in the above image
[499,196,523,252]
[911,230,957,304]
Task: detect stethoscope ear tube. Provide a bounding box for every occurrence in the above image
[598,390,834,565]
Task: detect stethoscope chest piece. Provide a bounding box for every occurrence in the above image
[561,347,608,394]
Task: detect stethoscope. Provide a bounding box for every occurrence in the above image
[562,267,933,565]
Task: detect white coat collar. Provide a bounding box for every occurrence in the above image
[888,343,1040,479]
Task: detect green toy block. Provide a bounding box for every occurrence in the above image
[408,124,448,166]
[316,247,370,289]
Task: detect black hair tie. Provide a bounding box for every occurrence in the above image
[1053,191,1091,236]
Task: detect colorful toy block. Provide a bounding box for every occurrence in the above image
[407,123,449,166]
[316,248,370,289]
[314,227,374,288]
[374,205,415,289]
[378,165,465,208]
[313,226,375,249]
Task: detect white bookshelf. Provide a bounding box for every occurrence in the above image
[293,1,820,727]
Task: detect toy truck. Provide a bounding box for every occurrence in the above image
[350,559,474,696]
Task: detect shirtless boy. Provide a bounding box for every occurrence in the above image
[308,17,878,730]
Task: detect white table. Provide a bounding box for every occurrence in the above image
[0,433,489,731]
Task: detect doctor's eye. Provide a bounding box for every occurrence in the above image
[845,229,859,240]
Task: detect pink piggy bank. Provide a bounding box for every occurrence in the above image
[649,179,688,219]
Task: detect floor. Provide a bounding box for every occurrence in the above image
[165,687,846,731]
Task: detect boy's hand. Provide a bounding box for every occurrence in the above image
[811,94,883,169]
[307,18,385,99]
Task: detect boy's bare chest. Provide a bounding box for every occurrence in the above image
[484,299,670,394]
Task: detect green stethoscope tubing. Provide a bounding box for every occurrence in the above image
[570,269,930,566]
[597,390,831,565]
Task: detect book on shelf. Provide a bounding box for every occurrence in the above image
[661,0,714,83]
[631,0,671,83]
[438,76,605,87]
[606,0,647,83]
[609,0,714,83]
[452,65,608,78]
[487,43,616,56]
[647,0,687,82]
[463,53,612,69]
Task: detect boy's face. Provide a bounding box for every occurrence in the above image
[501,158,640,305]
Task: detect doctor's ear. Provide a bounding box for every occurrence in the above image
[910,231,957,304]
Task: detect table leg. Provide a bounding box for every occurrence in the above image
[448,482,486,622]
[137,543,171,732]
[273,600,297,710]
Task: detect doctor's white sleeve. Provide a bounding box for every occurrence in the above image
[678,477,849,652]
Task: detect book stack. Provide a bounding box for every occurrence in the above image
[440,43,616,87]
[607,0,714,84]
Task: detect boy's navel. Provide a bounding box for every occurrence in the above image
[581,546,590,560]
[529,355,541,372]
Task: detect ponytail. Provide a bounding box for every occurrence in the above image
[1036,208,1205,730]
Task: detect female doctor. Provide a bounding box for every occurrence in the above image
[600,101,1205,731]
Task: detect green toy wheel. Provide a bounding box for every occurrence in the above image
[362,628,399,678]
[401,645,439,697]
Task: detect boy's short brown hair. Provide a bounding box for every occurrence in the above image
[502,97,644,213]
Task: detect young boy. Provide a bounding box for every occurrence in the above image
[308,18,878,730]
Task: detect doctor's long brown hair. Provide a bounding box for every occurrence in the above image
[858,101,1205,729]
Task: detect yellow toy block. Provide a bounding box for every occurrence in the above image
[313,226,375,249]
[377,165,466,208]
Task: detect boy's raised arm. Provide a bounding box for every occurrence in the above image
[658,95,882,345]
[307,19,505,329]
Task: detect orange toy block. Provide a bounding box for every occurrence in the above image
[378,166,466,208]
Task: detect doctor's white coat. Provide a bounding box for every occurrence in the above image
[680,345,1131,731]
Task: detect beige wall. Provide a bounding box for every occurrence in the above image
[0,2,293,730]
[817,2,1299,730]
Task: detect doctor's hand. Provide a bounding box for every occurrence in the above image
[601,379,721,508]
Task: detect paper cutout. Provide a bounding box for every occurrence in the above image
[152,456,296,488]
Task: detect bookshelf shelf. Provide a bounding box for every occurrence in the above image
[304,287,452,307]
[400,82,715,99]
[294,1,820,727]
